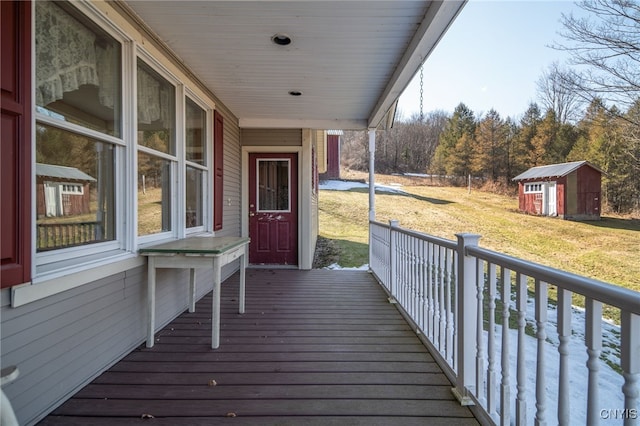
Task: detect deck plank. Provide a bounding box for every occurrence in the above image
[41,269,479,425]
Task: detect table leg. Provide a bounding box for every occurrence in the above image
[146,257,156,348]
[211,257,222,349]
[239,247,246,314]
[189,268,196,313]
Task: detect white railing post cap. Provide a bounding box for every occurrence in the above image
[455,233,481,246]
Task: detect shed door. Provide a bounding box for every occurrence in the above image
[546,181,557,216]
[248,153,298,265]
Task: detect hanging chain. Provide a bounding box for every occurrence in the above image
[419,63,424,122]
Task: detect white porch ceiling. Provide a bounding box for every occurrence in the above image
[124,1,465,130]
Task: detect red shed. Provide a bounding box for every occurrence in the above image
[512,161,602,220]
[319,130,342,180]
[36,163,95,218]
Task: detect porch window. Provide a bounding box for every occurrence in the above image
[136,59,176,236]
[257,159,290,212]
[137,152,172,235]
[35,125,116,252]
[185,98,207,229]
[35,1,121,137]
[34,1,120,255]
[29,0,215,285]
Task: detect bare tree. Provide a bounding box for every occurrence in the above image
[555,0,640,117]
[536,61,583,124]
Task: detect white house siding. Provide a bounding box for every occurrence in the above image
[0,2,243,424]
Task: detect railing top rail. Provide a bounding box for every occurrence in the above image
[370,220,457,250]
[467,244,640,315]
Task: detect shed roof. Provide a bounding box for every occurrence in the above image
[36,163,96,182]
[512,161,601,181]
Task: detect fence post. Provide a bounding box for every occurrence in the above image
[453,233,481,405]
[389,220,399,303]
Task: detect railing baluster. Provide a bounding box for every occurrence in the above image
[516,273,527,425]
[500,267,511,426]
[557,288,572,425]
[621,312,639,426]
[433,244,441,347]
[487,262,498,420]
[427,241,435,341]
[439,246,446,351]
[412,237,418,320]
[419,240,427,333]
[476,258,486,406]
[585,297,602,425]
[389,220,398,300]
[535,280,548,426]
[446,248,455,364]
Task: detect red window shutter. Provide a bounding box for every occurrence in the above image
[213,110,224,231]
[1,0,32,288]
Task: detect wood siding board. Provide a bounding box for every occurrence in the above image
[557,176,566,216]
[41,270,479,424]
[91,371,453,386]
[576,165,602,217]
[219,109,241,236]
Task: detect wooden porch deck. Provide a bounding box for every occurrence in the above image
[41,269,479,425]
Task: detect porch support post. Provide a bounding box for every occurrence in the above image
[368,128,376,221]
[453,233,481,406]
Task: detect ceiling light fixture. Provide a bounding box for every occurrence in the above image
[272,33,292,46]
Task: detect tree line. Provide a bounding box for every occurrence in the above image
[340,0,640,215]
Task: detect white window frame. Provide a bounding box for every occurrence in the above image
[135,49,184,245]
[256,158,292,213]
[33,1,130,274]
[524,183,543,194]
[183,90,212,235]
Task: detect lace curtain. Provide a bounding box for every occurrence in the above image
[36,1,115,108]
[137,66,171,125]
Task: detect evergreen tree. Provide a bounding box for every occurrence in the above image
[473,109,507,181]
[514,103,542,171]
[431,103,476,177]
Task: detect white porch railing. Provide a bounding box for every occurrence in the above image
[369,219,640,426]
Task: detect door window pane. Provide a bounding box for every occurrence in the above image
[185,98,206,165]
[258,160,289,211]
[186,166,203,228]
[138,152,172,235]
[35,124,116,251]
[137,60,175,155]
[35,1,122,137]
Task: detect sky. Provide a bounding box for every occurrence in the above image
[397,0,582,121]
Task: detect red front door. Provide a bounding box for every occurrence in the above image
[248,153,298,265]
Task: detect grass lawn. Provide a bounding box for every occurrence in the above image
[318,175,640,296]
